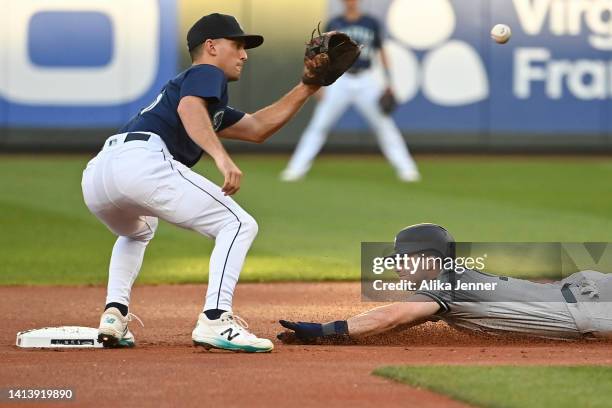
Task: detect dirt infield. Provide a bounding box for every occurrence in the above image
[2,283,611,408]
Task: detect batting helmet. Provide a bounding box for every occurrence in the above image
[390,223,455,259]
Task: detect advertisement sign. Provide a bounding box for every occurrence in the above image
[0,0,177,127]
[336,0,612,134]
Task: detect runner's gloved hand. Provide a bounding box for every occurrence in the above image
[278,320,324,342]
[277,319,349,344]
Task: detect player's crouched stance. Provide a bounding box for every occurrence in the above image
[84,13,359,352]
[279,224,612,343]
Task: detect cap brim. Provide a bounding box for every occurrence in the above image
[228,34,264,49]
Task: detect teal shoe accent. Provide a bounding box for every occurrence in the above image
[116,338,135,348]
[193,337,272,353]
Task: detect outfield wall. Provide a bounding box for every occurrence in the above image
[0,0,610,151]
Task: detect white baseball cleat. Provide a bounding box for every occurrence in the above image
[279,169,306,182]
[397,170,421,183]
[98,307,142,348]
[192,312,273,353]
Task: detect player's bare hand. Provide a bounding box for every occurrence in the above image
[216,157,242,196]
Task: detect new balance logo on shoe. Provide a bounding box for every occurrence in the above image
[220,328,240,341]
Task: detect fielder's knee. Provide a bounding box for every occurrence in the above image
[239,214,258,241]
[126,217,158,242]
[214,211,257,242]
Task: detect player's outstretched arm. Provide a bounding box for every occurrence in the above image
[277,295,439,343]
[217,82,320,143]
[347,297,439,337]
[178,96,242,195]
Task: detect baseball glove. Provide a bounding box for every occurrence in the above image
[302,24,361,87]
[379,88,398,115]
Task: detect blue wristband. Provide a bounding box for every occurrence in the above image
[321,320,349,336]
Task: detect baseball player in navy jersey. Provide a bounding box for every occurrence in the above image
[81,13,342,352]
[281,0,420,182]
[279,224,612,342]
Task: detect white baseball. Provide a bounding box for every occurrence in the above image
[491,24,511,44]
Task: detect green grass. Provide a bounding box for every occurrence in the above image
[1,154,611,284]
[373,365,612,408]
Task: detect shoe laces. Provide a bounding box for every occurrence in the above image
[230,314,248,330]
[223,313,254,337]
[127,312,144,328]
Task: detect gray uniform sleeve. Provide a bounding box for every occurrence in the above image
[413,290,450,314]
[414,269,480,314]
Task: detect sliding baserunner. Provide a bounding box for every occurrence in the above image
[279,224,612,342]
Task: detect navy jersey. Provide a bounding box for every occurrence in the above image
[120,64,245,167]
[326,15,382,70]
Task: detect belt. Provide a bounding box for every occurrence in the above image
[125,132,151,142]
[103,132,155,150]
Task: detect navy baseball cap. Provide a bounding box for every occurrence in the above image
[187,13,264,51]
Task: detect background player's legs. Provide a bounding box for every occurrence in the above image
[281,77,354,181]
[353,75,420,182]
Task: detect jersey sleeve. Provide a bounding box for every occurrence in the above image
[217,106,246,131]
[414,290,451,314]
[413,270,459,314]
[180,65,226,102]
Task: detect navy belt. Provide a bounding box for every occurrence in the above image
[125,132,151,142]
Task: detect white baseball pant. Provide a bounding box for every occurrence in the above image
[81,132,257,312]
[285,70,418,176]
